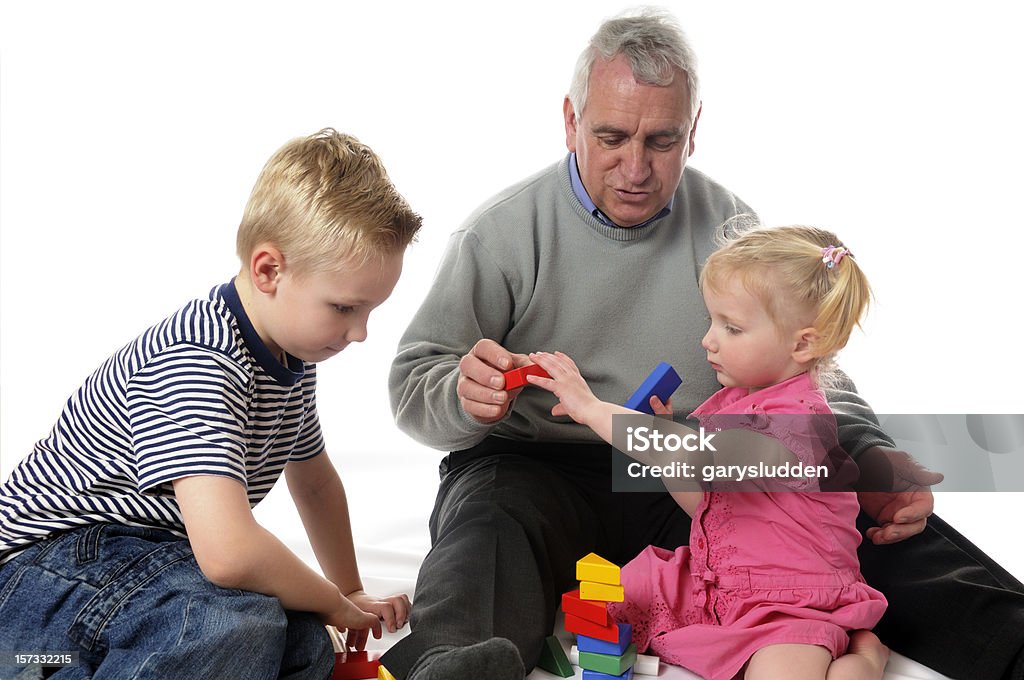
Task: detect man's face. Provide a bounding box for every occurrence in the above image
[564,53,698,227]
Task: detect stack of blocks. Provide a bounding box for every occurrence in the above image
[563,553,636,679]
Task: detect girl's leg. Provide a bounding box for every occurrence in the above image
[744,633,889,680]
[744,644,831,680]
[824,631,889,680]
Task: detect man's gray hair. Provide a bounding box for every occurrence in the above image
[569,8,699,121]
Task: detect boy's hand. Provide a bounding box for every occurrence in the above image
[347,590,412,636]
[527,351,602,426]
[326,593,382,650]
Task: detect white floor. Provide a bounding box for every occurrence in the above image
[254,446,1023,680]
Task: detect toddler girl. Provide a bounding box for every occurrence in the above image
[528,225,889,680]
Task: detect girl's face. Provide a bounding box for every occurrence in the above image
[700,276,812,392]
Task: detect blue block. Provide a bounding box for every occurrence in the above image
[583,668,634,680]
[577,623,632,656]
[624,362,682,414]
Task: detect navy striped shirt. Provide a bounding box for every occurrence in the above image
[0,281,325,565]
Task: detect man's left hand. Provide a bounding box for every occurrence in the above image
[856,446,944,545]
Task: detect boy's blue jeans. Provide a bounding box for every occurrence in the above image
[0,524,333,679]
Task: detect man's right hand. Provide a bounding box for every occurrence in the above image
[457,339,530,424]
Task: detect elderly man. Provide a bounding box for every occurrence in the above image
[383,9,1024,680]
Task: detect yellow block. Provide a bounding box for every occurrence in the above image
[576,552,620,586]
[580,579,625,602]
[378,665,397,680]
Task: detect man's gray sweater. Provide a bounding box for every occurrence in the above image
[390,156,892,455]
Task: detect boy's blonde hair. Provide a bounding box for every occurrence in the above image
[700,224,872,373]
[237,128,422,274]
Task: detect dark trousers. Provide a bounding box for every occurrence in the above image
[381,438,1024,680]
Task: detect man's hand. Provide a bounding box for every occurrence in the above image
[856,446,944,545]
[457,339,530,424]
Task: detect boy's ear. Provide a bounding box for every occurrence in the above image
[250,244,286,294]
[791,326,819,365]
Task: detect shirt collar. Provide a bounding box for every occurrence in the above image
[218,279,305,386]
[568,152,673,228]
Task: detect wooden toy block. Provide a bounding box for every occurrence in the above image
[377,666,397,680]
[623,362,682,414]
[582,668,634,680]
[580,580,625,603]
[562,589,610,626]
[502,364,551,390]
[575,552,620,586]
[537,635,574,678]
[565,612,620,642]
[576,624,632,656]
[572,645,659,677]
[579,643,637,676]
[332,650,382,680]
[633,653,660,676]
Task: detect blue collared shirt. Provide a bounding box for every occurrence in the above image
[568,152,673,228]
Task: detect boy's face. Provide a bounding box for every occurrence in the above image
[260,251,404,363]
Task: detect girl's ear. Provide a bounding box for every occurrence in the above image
[250,244,285,294]
[791,327,819,365]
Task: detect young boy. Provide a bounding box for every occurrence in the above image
[0,129,421,679]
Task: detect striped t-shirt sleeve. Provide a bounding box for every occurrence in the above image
[290,373,325,462]
[127,344,251,494]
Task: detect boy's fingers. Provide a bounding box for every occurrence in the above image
[380,606,398,633]
[392,596,411,628]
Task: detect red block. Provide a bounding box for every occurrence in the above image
[502,364,551,390]
[332,651,382,680]
[564,612,619,643]
[562,589,610,626]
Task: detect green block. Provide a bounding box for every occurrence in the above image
[578,643,637,676]
[538,635,574,678]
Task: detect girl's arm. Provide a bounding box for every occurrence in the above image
[528,351,801,505]
[173,473,381,639]
[285,453,411,638]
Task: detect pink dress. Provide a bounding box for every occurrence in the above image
[609,374,886,680]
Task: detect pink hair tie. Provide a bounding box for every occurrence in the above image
[821,245,852,269]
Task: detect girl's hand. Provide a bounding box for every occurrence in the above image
[527,351,602,427]
[650,395,673,417]
[325,593,382,650]
[347,590,412,635]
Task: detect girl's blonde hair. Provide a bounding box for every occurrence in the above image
[237,128,422,275]
[700,224,872,376]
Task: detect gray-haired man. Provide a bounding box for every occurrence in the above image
[383,9,1024,680]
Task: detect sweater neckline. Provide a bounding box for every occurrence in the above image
[558,154,666,243]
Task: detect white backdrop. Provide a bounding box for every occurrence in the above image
[2,1,1022,580]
